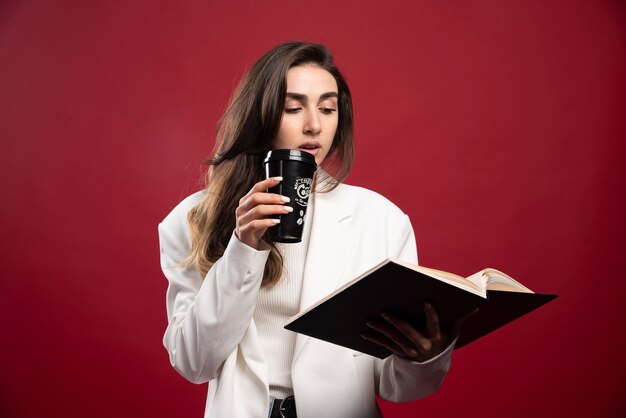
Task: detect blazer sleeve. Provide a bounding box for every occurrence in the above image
[159,205,270,384]
[374,213,455,402]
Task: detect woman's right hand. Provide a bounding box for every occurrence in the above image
[234,176,292,250]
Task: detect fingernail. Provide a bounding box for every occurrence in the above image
[381,313,389,320]
[281,196,290,203]
[284,206,293,212]
[273,176,283,181]
[272,219,280,224]
[366,321,375,328]
[424,302,432,310]
[409,349,418,357]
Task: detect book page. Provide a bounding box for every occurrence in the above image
[389,259,484,296]
[415,265,482,294]
[465,268,533,293]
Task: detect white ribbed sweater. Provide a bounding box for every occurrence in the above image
[252,205,313,398]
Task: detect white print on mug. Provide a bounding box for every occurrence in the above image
[294,177,312,207]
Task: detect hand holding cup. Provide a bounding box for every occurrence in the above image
[234,177,292,250]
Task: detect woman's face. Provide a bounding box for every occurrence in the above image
[273,64,339,165]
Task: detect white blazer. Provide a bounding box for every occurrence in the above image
[159,183,454,418]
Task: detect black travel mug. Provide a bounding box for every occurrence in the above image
[263,149,317,243]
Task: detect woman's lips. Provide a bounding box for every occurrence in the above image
[299,147,320,156]
[299,141,321,156]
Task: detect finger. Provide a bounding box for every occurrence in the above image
[424,302,442,342]
[237,218,281,238]
[381,313,432,353]
[250,176,283,195]
[366,320,416,358]
[238,176,284,206]
[360,332,412,358]
[238,204,293,226]
[238,192,290,214]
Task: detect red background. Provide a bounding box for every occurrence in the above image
[1,1,625,417]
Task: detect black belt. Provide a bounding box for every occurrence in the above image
[269,396,296,418]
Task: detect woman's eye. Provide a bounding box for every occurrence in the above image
[284,107,301,113]
[320,108,337,114]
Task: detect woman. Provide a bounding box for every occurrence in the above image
[159,41,464,418]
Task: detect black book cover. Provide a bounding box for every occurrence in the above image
[285,260,557,358]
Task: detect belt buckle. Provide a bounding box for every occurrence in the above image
[279,396,295,418]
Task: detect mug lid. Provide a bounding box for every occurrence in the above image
[263,149,317,166]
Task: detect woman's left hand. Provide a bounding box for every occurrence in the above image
[361,302,476,363]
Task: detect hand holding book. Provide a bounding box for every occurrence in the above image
[361,302,477,362]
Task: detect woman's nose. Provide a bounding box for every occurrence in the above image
[303,110,321,135]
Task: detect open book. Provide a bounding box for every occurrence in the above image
[285,259,557,358]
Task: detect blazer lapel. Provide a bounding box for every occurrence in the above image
[292,185,356,363]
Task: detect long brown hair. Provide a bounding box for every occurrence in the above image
[185,41,354,286]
